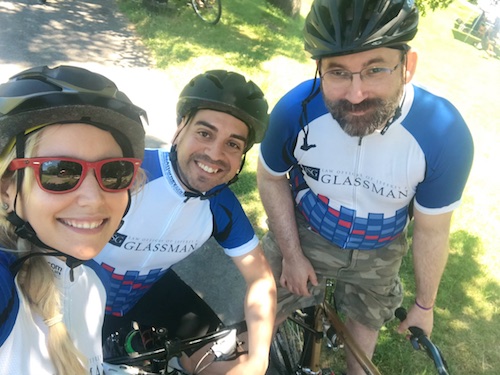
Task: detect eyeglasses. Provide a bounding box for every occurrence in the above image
[321,57,405,89]
[8,157,141,193]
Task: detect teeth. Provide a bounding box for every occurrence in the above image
[197,162,218,174]
[61,219,103,229]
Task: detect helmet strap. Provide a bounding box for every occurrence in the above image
[6,208,83,281]
[14,133,26,193]
[299,67,321,151]
[381,52,408,135]
[7,209,52,250]
[8,132,56,252]
[226,154,246,185]
[381,91,406,135]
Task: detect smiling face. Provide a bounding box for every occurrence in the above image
[319,47,417,137]
[172,109,248,193]
[2,123,129,260]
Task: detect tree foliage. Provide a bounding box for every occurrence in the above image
[267,0,458,18]
[415,0,455,16]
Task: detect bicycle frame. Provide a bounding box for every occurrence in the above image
[271,299,450,375]
[322,301,381,375]
[104,326,237,373]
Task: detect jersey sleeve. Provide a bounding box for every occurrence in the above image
[260,80,318,175]
[406,87,474,213]
[210,188,258,257]
[0,251,19,346]
[142,148,164,182]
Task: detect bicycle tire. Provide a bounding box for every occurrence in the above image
[191,0,222,25]
[268,318,306,375]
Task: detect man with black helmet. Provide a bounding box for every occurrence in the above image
[96,70,276,375]
[258,0,474,373]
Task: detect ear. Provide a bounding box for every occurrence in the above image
[404,49,418,84]
[1,175,17,211]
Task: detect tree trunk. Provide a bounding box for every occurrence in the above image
[266,0,301,18]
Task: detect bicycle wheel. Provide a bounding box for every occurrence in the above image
[270,305,322,375]
[191,0,222,25]
[269,318,304,375]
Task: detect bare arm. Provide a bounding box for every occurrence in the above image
[398,208,453,336]
[257,160,318,296]
[182,246,276,375]
[228,245,276,375]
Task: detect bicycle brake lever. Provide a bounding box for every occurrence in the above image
[410,336,421,351]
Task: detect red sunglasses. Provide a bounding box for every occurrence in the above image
[8,157,141,193]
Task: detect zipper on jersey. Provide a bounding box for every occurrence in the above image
[347,136,364,244]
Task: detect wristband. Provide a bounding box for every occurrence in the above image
[415,299,433,311]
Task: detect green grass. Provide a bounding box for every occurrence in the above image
[117,0,500,373]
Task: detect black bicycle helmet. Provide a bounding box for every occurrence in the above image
[0,65,147,159]
[176,70,269,152]
[304,0,419,59]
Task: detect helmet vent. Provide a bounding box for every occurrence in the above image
[304,0,419,58]
[206,74,223,89]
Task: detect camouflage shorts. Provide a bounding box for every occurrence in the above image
[261,212,408,330]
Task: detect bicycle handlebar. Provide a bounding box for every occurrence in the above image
[395,307,450,375]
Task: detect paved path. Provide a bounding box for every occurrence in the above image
[0,0,176,143]
[0,0,246,324]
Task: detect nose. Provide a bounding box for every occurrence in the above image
[344,74,368,104]
[204,141,225,162]
[76,169,105,204]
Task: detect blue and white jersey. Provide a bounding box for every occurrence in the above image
[260,81,473,250]
[0,252,107,374]
[94,149,258,317]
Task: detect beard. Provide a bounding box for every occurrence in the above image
[323,85,404,137]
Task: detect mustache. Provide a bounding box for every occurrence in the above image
[335,98,384,112]
[192,153,229,170]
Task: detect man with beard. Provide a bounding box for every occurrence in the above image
[257,0,474,374]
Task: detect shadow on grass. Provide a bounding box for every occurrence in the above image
[117,0,308,70]
[376,229,500,374]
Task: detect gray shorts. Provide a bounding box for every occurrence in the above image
[261,212,408,330]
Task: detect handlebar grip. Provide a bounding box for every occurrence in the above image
[395,307,425,337]
[395,307,407,322]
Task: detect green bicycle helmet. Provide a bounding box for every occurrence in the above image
[304,0,419,59]
[0,65,147,159]
[176,70,269,152]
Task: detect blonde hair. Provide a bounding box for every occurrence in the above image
[0,125,145,375]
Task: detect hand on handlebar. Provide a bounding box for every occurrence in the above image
[397,303,434,337]
[280,254,318,296]
[395,307,450,375]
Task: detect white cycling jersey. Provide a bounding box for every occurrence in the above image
[94,149,258,317]
[0,252,107,374]
[260,82,473,250]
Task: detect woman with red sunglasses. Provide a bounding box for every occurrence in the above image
[0,65,146,375]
